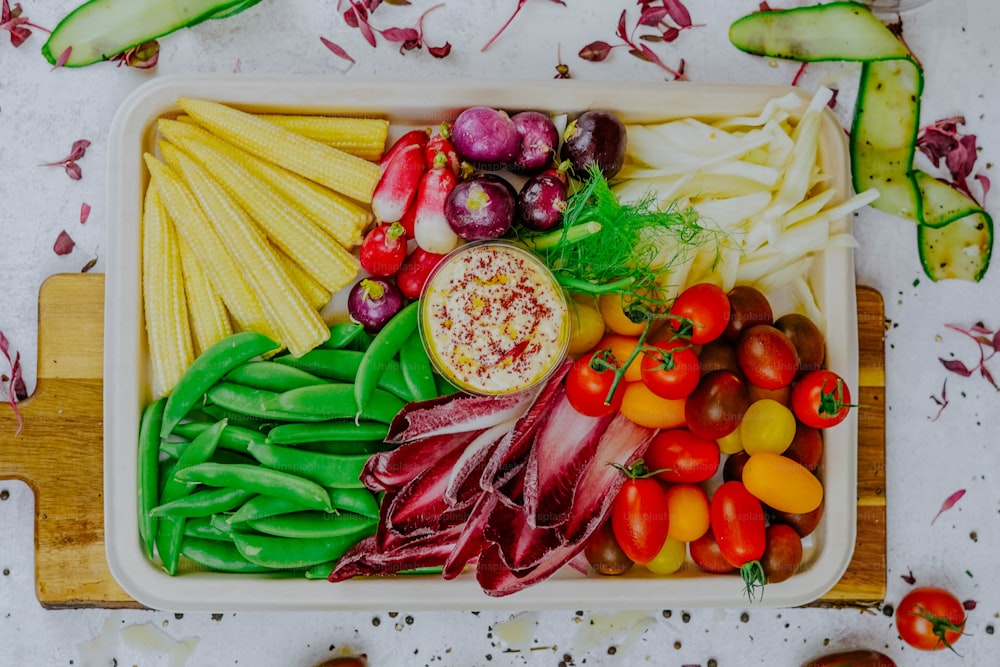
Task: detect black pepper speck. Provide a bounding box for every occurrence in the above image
[882,604,894,617]
[607,646,616,655]
[673,641,682,650]
[681,612,691,623]
[372,617,381,627]
[740,612,750,623]
[662,610,672,619]
[405,615,414,625]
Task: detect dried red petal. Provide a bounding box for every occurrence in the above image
[639,6,668,26]
[663,0,693,28]
[427,42,450,58]
[64,161,82,180]
[579,40,613,62]
[380,26,418,43]
[0,329,26,435]
[931,489,966,525]
[901,569,916,585]
[81,257,98,273]
[939,358,973,376]
[79,202,91,224]
[53,230,75,255]
[320,36,355,63]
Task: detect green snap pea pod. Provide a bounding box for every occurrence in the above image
[161,331,280,437]
[172,420,266,455]
[232,530,359,569]
[399,334,437,402]
[275,349,414,403]
[224,360,329,393]
[199,403,271,430]
[155,419,228,574]
[351,330,374,352]
[246,443,369,489]
[265,420,389,445]
[246,511,376,540]
[160,439,256,465]
[205,382,323,422]
[183,515,232,541]
[226,494,310,525]
[137,397,166,560]
[263,384,405,424]
[297,440,391,456]
[304,561,335,579]
[433,372,462,397]
[180,537,274,573]
[319,322,365,349]
[173,462,334,512]
[151,486,256,519]
[328,487,381,519]
[355,300,420,416]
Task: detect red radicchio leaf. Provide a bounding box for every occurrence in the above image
[662,0,693,28]
[80,202,91,224]
[53,230,75,255]
[320,36,355,63]
[931,488,966,525]
[579,40,613,62]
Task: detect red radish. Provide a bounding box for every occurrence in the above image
[397,247,447,300]
[359,221,408,276]
[413,151,461,254]
[348,278,406,334]
[398,200,417,240]
[425,123,461,176]
[371,143,427,223]
[379,129,429,168]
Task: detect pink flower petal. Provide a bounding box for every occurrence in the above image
[53,230,75,255]
[79,202,91,224]
[931,489,966,525]
[320,36,355,63]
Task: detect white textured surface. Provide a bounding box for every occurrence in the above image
[1,1,999,665]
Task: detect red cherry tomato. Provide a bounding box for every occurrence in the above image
[684,369,749,440]
[644,428,720,483]
[611,476,670,565]
[895,586,967,651]
[791,369,853,428]
[737,324,799,390]
[358,222,407,276]
[669,282,731,344]
[396,247,446,300]
[710,481,767,599]
[689,527,735,574]
[565,349,625,418]
[640,340,701,399]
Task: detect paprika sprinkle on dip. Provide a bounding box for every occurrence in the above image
[419,242,569,395]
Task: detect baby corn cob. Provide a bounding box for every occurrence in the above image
[158,119,359,293]
[143,153,274,340]
[177,233,233,355]
[160,141,330,357]
[141,183,194,396]
[177,97,382,204]
[272,245,332,311]
[160,117,370,247]
[258,114,388,161]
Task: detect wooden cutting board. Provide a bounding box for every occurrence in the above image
[0,273,886,609]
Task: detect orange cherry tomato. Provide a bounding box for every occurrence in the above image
[618,382,686,430]
[741,451,823,514]
[664,483,710,542]
[598,334,643,382]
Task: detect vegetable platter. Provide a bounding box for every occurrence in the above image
[105,74,860,611]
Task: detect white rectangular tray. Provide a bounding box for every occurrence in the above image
[104,74,858,611]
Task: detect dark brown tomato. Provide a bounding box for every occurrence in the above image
[724,285,773,342]
[770,498,824,538]
[737,325,799,390]
[684,370,750,440]
[722,450,751,483]
[584,518,634,576]
[747,382,791,406]
[689,527,736,574]
[784,423,824,474]
[698,338,740,376]
[760,523,803,584]
[774,313,826,376]
[801,649,897,667]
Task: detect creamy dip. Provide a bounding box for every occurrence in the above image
[419,242,569,395]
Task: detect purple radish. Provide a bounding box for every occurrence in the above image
[451,106,520,168]
[444,173,517,240]
[516,171,568,232]
[560,110,628,179]
[348,278,405,334]
[511,111,559,174]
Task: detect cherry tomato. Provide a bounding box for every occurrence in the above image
[618,381,686,430]
[669,282,731,344]
[565,349,625,418]
[769,499,824,538]
[611,476,670,565]
[717,428,744,455]
[664,483,710,542]
[742,451,824,514]
[396,247,446,300]
[722,450,751,483]
[599,291,650,336]
[689,527,735,574]
[641,340,701,399]
[598,334,644,382]
[698,338,740,375]
[740,398,796,454]
[774,312,825,375]
[760,523,803,584]
[723,284,773,342]
[684,369,749,440]
[584,518,634,576]
[895,586,967,651]
[645,428,720,483]
[784,423,824,474]
[358,221,408,276]
[747,382,791,406]
[791,369,853,428]
[645,537,687,575]
[567,298,606,355]
[737,324,799,389]
[710,481,767,598]
[801,650,896,667]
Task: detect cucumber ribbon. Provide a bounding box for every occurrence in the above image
[730,1,992,282]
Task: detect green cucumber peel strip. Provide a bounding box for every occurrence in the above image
[730,2,993,282]
[42,0,266,68]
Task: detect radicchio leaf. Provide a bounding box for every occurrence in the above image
[931,489,966,525]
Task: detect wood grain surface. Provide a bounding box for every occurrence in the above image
[0,274,886,609]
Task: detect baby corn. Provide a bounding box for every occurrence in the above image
[177,233,233,356]
[177,97,381,204]
[141,183,194,396]
[160,142,330,357]
[272,245,332,311]
[259,114,388,161]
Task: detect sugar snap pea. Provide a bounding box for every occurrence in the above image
[354,300,420,417]
[296,440,390,456]
[159,439,255,465]
[434,372,462,397]
[183,515,232,541]
[171,420,266,455]
[161,331,280,437]
[138,397,166,560]
[328,487,380,519]
[246,442,369,488]
[265,420,389,445]
[205,382,331,422]
[224,360,329,393]
[246,511,376,540]
[180,537,274,573]
[151,486,256,519]
[319,322,365,350]
[173,462,334,512]
[399,334,437,402]
[274,349,414,402]
[263,384,405,424]
[304,561,335,579]
[227,494,310,525]
[232,530,360,569]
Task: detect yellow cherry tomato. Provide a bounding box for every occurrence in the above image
[742,451,824,514]
[598,334,643,382]
[567,299,606,355]
[716,428,744,455]
[664,483,710,542]
[740,398,796,455]
[599,291,648,336]
[618,382,686,430]
[645,537,687,575]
